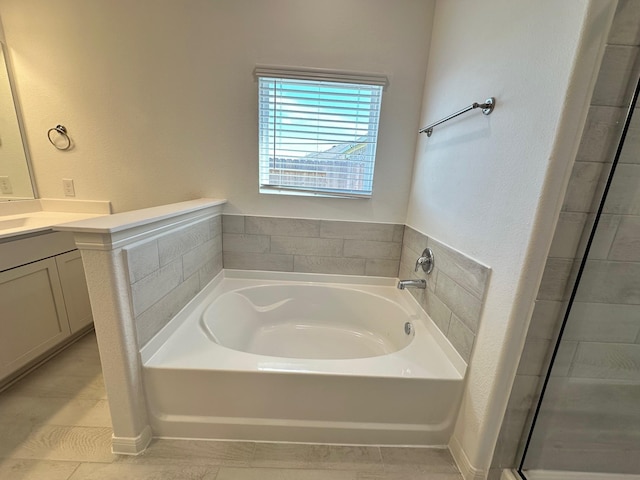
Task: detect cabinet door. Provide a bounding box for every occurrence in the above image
[0,258,71,381]
[55,250,93,333]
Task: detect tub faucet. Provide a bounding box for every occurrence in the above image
[397,279,427,290]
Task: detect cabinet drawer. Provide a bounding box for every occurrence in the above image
[0,231,77,272]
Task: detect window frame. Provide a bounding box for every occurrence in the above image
[255,66,388,199]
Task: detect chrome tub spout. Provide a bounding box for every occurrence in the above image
[397,279,427,290]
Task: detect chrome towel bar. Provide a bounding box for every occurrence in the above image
[419,97,496,137]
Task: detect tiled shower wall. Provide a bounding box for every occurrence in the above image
[490,2,640,477]
[526,113,640,472]
[123,215,223,346]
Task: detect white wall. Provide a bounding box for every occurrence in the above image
[405,0,614,475]
[0,0,434,219]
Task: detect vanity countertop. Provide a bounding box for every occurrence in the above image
[0,199,111,241]
[0,211,105,240]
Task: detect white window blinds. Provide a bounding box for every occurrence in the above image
[256,67,386,198]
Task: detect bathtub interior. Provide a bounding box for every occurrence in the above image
[200,284,414,359]
[142,270,466,378]
[140,269,467,445]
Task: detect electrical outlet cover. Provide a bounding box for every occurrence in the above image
[0,176,13,194]
[62,178,75,197]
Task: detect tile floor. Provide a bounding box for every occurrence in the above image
[0,332,463,479]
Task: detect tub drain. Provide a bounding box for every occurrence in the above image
[404,322,413,335]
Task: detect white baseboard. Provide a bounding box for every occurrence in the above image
[111,425,153,455]
[449,435,486,480]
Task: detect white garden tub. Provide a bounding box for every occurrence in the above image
[141,270,466,446]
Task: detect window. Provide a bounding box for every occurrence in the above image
[256,66,387,198]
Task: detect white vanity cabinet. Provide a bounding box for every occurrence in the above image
[0,231,93,385]
[0,257,71,380]
[55,249,93,332]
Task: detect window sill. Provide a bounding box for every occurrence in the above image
[259,187,371,200]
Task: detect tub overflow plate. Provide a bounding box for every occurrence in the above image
[404,322,413,335]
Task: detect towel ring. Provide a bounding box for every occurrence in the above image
[48,125,72,151]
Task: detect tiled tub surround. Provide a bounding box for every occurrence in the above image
[399,226,491,363]
[124,215,222,346]
[222,215,404,277]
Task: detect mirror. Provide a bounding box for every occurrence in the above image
[0,42,35,201]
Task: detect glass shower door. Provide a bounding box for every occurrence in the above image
[519,84,640,478]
